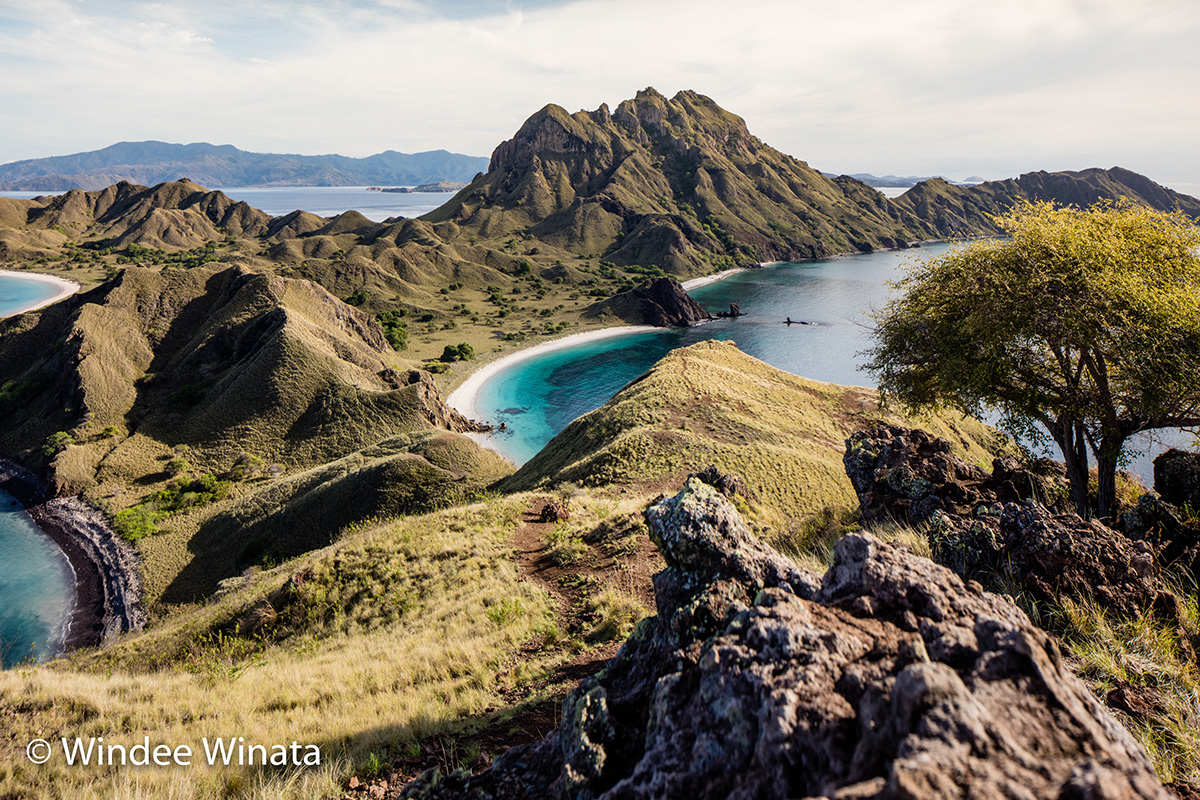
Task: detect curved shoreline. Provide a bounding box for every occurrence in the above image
[0,269,81,317]
[447,326,659,427]
[0,461,145,657]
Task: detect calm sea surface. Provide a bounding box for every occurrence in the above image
[0,274,62,317]
[0,490,73,668]
[476,243,1191,483]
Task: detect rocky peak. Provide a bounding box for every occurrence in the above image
[401,478,1169,799]
[583,276,714,327]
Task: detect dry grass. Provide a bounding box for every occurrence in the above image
[504,340,1010,529]
[0,493,566,800]
[1057,587,1200,785]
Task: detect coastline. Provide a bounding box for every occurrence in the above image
[0,460,145,656]
[0,269,81,316]
[681,267,747,291]
[446,265,756,450]
[447,325,658,431]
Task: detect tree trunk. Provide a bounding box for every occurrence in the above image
[1095,431,1125,521]
[1048,418,1091,519]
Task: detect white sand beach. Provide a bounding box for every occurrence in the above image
[447,325,658,426]
[681,268,746,290]
[0,270,81,316]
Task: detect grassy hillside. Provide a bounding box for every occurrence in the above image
[502,340,1010,537]
[0,486,660,800]
[0,262,512,607]
[893,167,1200,237]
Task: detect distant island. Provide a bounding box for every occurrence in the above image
[0,141,489,191]
[369,181,469,194]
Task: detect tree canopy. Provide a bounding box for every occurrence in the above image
[865,200,1200,517]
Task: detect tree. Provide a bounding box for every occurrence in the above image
[865,200,1200,518]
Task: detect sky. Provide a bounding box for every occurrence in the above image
[1,0,1198,185]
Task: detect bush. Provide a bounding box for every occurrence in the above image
[113,504,163,541]
[228,452,264,481]
[42,431,74,457]
[439,343,476,363]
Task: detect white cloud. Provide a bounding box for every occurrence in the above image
[0,0,1197,184]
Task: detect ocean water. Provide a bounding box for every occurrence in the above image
[212,186,451,222]
[475,243,1192,484]
[0,490,74,668]
[0,186,451,223]
[0,273,62,318]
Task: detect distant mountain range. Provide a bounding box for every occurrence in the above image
[0,141,490,191]
[831,173,987,188]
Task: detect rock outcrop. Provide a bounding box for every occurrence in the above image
[1155,449,1200,512]
[844,425,1172,622]
[402,479,1168,799]
[584,276,713,327]
[843,424,1066,527]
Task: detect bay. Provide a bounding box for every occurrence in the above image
[0,273,62,318]
[475,243,1193,484]
[0,490,73,669]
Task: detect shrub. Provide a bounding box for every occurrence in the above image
[439,343,476,363]
[42,431,74,457]
[113,504,163,541]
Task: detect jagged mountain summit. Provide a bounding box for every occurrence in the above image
[0,141,489,191]
[425,87,932,273]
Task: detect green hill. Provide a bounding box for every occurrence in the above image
[424,88,934,274]
[502,340,1009,527]
[0,263,510,603]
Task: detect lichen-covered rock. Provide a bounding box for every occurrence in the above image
[1123,493,1200,575]
[402,479,1168,800]
[686,465,751,501]
[843,425,1065,528]
[999,503,1162,619]
[846,425,1174,622]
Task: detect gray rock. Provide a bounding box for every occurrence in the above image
[402,480,1168,800]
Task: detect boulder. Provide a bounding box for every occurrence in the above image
[539,500,570,523]
[1155,449,1200,511]
[401,479,1168,800]
[584,277,713,328]
[1123,493,1200,575]
[685,465,751,500]
[846,425,1171,622]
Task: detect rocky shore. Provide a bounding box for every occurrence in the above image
[0,460,144,652]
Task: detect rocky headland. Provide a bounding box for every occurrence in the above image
[583,276,714,327]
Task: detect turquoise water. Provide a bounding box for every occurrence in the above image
[0,490,74,668]
[0,273,62,318]
[480,244,952,464]
[475,243,1189,482]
